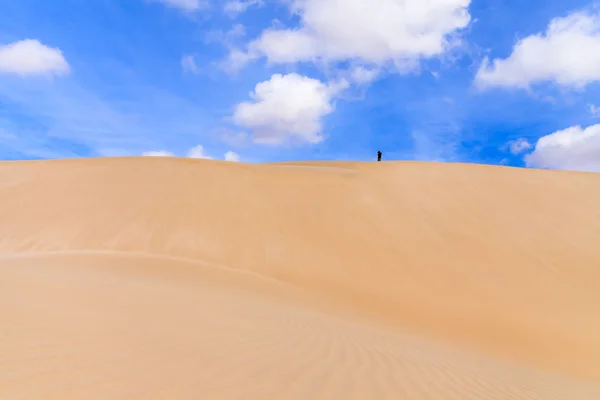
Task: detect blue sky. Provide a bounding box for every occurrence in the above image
[1,0,600,170]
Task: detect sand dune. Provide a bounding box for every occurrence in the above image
[1,157,600,399]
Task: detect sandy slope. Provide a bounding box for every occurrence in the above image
[1,157,600,398]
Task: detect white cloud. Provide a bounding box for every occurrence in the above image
[229,0,471,71]
[0,39,70,77]
[224,0,263,18]
[589,104,600,116]
[506,138,532,155]
[155,0,205,12]
[181,55,200,74]
[525,124,600,172]
[349,65,379,85]
[142,150,175,157]
[223,48,256,73]
[142,147,241,162]
[232,73,348,145]
[187,144,213,159]
[476,10,600,89]
[224,151,240,161]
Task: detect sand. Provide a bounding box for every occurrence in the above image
[1,157,600,399]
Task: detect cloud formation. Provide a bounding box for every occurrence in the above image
[142,146,241,161]
[229,0,471,71]
[224,0,263,18]
[476,10,600,89]
[232,73,348,145]
[525,124,600,172]
[224,151,240,161]
[348,65,380,85]
[506,138,532,155]
[187,144,214,159]
[0,39,70,77]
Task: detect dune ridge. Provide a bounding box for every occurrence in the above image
[1,157,600,399]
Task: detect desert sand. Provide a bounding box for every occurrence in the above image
[1,157,600,399]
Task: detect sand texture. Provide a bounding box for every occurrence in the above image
[1,157,600,399]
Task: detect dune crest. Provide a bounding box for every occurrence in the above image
[1,157,600,399]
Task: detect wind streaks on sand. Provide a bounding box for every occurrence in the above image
[1,254,599,399]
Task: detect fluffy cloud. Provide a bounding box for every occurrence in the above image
[224,151,240,161]
[142,146,241,161]
[348,65,380,85]
[142,150,175,157]
[155,0,205,12]
[476,10,600,89]
[230,0,471,70]
[232,73,348,145]
[589,104,600,116]
[187,144,214,159]
[506,138,532,155]
[0,39,70,77]
[525,124,600,172]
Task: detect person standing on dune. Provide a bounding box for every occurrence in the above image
[377,151,382,162]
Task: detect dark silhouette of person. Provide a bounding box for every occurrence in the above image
[377,151,382,162]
